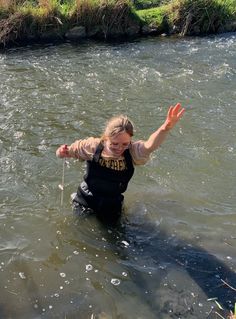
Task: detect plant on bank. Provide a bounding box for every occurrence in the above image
[136,0,236,36]
[0,0,236,46]
[69,0,139,38]
[167,0,236,35]
[0,0,67,44]
[0,0,141,46]
[136,4,169,32]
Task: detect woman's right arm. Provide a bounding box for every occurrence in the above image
[56,137,100,160]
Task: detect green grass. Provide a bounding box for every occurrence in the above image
[133,0,164,9]
[0,0,235,47]
[167,0,236,35]
[137,5,168,27]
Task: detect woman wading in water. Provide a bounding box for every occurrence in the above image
[56,103,185,225]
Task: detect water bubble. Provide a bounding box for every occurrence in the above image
[19,272,26,279]
[14,131,24,139]
[49,305,53,309]
[159,265,166,270]
[111,278,120,286]
[121,240,129,247]
[73,250,79,255]
[86,264,93,271]
[122,272,127,277]
[58,184,64,191]
[60,273,66,278]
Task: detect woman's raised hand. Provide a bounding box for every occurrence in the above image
[56,144,69,158]
[163,103,185,130]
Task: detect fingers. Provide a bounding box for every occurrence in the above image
[165,103,185,130]
[56,144,68,158]
[168,103,185,118]
[177,107,185,119]
[56,147,62,157]
[167,105,174,119]
[173,102,182,113]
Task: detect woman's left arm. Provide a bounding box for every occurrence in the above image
[143,103,185,153]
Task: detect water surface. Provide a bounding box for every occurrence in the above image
[0,33,236,318]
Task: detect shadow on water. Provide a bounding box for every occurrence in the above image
[52,208,236,318]
[0,259,44,319]
[2,212,235,319]
[96,216,236,318]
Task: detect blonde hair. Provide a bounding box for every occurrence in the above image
[102,115,134,139]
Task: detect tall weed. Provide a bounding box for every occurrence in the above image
[168,0,236,35]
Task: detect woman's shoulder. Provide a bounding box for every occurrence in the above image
[129,140,150,165]
[69,137,101,160]
[84,136,101,147]
[79,137,101,157]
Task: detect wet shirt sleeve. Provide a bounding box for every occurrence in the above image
[129,140,151,165]
[68,137,101,160]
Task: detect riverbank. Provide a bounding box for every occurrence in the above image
[0,0,235,48]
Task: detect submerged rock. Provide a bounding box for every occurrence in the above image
[65,26,86,40]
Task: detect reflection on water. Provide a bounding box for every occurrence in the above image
[0,33,236,318]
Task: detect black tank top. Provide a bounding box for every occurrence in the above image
[84,142,134,196]
[77,142,134,212]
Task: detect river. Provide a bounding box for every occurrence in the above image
[0,33,236,319]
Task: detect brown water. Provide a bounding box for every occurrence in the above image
[0,33,236,318]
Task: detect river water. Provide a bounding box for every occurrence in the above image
[0,33,236,319]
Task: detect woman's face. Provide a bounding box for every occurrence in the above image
[104,132,131,157]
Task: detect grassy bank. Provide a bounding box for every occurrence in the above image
[138,0,236,36]
[0,0,235,47]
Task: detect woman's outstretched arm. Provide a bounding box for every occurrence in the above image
[143,103,185,153]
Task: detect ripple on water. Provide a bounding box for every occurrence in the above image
[0,34,235,318]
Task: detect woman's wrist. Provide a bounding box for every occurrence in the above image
[161,122,172,131]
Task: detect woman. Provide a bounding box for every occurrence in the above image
[56,103,185,225]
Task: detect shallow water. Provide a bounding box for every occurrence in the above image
[0,33,236,318]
